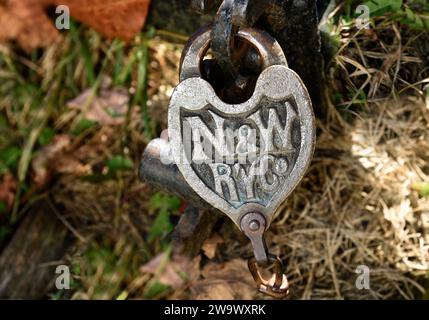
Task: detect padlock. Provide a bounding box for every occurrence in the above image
[167,26,316,297]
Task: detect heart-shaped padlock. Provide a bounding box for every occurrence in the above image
[168,26,315,297]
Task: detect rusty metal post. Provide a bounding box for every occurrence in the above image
[260,0,326,115]
[139,133,222,258]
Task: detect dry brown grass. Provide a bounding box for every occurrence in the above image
[267,95,429,299]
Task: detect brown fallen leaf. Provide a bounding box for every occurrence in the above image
[0,0,151,51]
[202,233,224,259]
[0,172,17,211]
[55,155,91,176]
[140,252,201,289]
[191,259,257,300]
[0,0,60,51]
[31,134,72,188]
[65,0,151,42]
[31,125,116,189]
[67,87,129,126]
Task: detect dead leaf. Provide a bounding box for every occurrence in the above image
[55,155,91,176]
[190,259,257,300]
[0,1,60,51]
[65,0,151,42]
[202,233,224,259]
[67,87,129,126]
[140,252,201,289]
[0,0,151,51]
[31,134,71,188]
[0,172,17,210]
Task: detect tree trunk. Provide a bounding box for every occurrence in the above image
[0,202,73,299]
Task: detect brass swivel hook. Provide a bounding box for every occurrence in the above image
[240,212,289,298]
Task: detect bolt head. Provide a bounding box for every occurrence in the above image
[248,219,261,231]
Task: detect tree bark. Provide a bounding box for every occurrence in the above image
[0,202,73,299]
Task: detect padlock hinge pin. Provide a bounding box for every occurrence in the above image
[240,212,269,265]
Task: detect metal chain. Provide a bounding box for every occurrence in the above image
[191,0,269,86]
[211,0,269,80]
[211,0,239,81]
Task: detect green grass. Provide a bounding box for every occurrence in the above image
[343,0,429,30]
[148,193,181,244]
[0,19,154,223]
[72,240,143,299]
[0,21,169,298]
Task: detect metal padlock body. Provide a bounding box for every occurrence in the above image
[168,27,315,229]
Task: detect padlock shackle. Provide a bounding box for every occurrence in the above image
[179,26,288,81]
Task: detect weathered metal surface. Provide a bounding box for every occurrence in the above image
[172,205,221,258]
[169,28,316,229]
[241,211,289,298]
[180,26,287,103]
[142,3,318,297]
[210,0,270,82]
[211,0,239,81]
[180,27,287,81]
[261,0,325,114]
[240,211,268,264]
[148,0,325,112]
[139,134,212,210]
[248,254,289,297]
